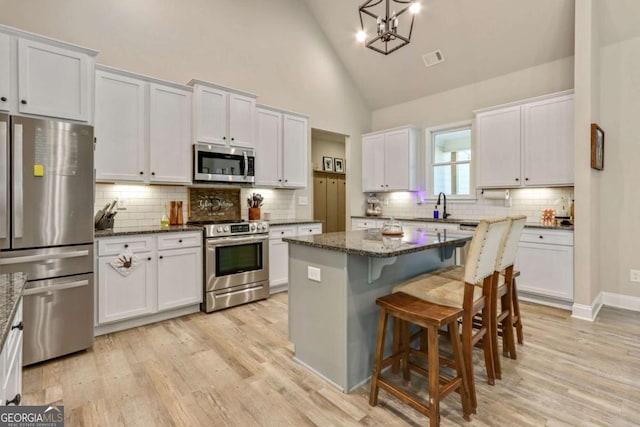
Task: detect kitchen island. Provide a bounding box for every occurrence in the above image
[283,226,473,392]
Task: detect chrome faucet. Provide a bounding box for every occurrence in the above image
[437,192,451,219]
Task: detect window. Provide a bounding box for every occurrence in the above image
[428,123,472,198]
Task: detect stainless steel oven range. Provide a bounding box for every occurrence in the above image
[194,220,270,312]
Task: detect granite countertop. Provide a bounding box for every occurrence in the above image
[0,272,27,350]
[283,226,473,258]
[95,224,204,238]
[267,219,323,226]
[351,215,574,231]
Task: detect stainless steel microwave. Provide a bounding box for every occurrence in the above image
[193,144,255,183]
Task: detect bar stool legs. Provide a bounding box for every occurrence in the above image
[369,294,472,426]
[512,276,524,345]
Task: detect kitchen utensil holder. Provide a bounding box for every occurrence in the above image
[249,207,261,220]
[95,216,115,230]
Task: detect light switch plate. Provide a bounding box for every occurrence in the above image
[298,196,309,206]
[307,266,321,282]
[630,269,640,282]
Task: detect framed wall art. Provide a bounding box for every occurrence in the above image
[322,156,334,172]
[591,123,604,170]
[334,158,344,173]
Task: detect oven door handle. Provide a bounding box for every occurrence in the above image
[207,234,269,248]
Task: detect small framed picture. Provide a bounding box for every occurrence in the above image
[322,156,334,172]
[334,158,344,173]
[591,123,604,170]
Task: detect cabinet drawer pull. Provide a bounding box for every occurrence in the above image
[539,235,543,239]
[159,255,164,259]
[11,321,23,331]
[124,244,129,248]
[0,96,6,102]
[20,99,27,105]
[6,393,20,406]
[179,239,183,243]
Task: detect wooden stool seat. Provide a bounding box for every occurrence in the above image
[369,292,472,427]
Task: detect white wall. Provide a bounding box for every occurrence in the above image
[0,0,371,221]
[598,35,640,299]
[371,56,574,131]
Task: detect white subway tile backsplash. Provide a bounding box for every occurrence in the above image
[95,184,307,228]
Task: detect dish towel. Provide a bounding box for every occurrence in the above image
[110,249,141,277]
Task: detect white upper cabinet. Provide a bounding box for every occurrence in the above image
[255,108,282,187]
[282,114,308,188]
[362,125,419,192]
[255,105,309,188]
[0,25,98,121]
[476,91,574,188]
[95,66,192,184]
[95,70,146,182]
[190,80,257,149]
[522,94,574,186]
[476,106,521,187]
[362,133,385,192]
[0,33,10,112]
[149,83,192,183]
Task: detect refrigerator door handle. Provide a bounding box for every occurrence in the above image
[13,123,23,239]
[23,279,89,296]
[0,120,7,239]
[0,250,90,266]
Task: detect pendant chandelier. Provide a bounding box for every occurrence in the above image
[357,0,422,55]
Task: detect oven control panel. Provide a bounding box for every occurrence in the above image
[205,221,269,237]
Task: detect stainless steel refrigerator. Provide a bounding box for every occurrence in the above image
[0,114,94,365]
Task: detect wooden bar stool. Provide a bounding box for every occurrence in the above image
[371,217,508,416]
[511,270,524,344]
[489,215,526,378]
[369,293,472,427]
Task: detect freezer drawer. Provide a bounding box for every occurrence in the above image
[22,273,94,365]
[0,244,93,281]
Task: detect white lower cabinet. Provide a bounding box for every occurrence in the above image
[96,232,202,329]
[516,229,574,302]
[269,223,322,292]
[1,299,22,406]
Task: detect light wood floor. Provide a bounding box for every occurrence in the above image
[24,293,640,426]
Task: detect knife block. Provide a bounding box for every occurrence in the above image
[95,216,115,230]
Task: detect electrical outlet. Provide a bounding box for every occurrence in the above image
[307,266,321,282]
[630,269,640,283]
[117,199,127,210]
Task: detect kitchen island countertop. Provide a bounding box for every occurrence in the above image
[0,272,27,350]
[284,227,473,258]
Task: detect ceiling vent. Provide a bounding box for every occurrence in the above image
[422,49,445,68]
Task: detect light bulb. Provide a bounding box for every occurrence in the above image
[409,2,421,14]
[356,30,367,43]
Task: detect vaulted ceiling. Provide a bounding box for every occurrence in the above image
[302,0,576,110]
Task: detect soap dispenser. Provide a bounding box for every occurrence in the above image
[433,205,439,219]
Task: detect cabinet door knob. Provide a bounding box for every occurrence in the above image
[11,321,23,331]
[539,235,543,239]
[284,179,288,183]
[139,171,144,175]
[179,239,183,243]
[525,177,529,181]
[159,255,164,259]
[124,244,129,248]
[0,96,6,102]
[20,99,27,105]
[151,172,156,176]
[278,179,282,182]
[231,137,235,141]
[380,185,384,188]
[6,393,20,406]
[223,136,226,140]
[147,257,151,261]
[515,178,519,182]
[281,231,284,235]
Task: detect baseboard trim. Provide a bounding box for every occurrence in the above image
[601,291,640,312]
[572,291,640,321]
[572,292,603,321]
[270,283,288,294]
[94,304,201,336]
[292,356,345,393]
